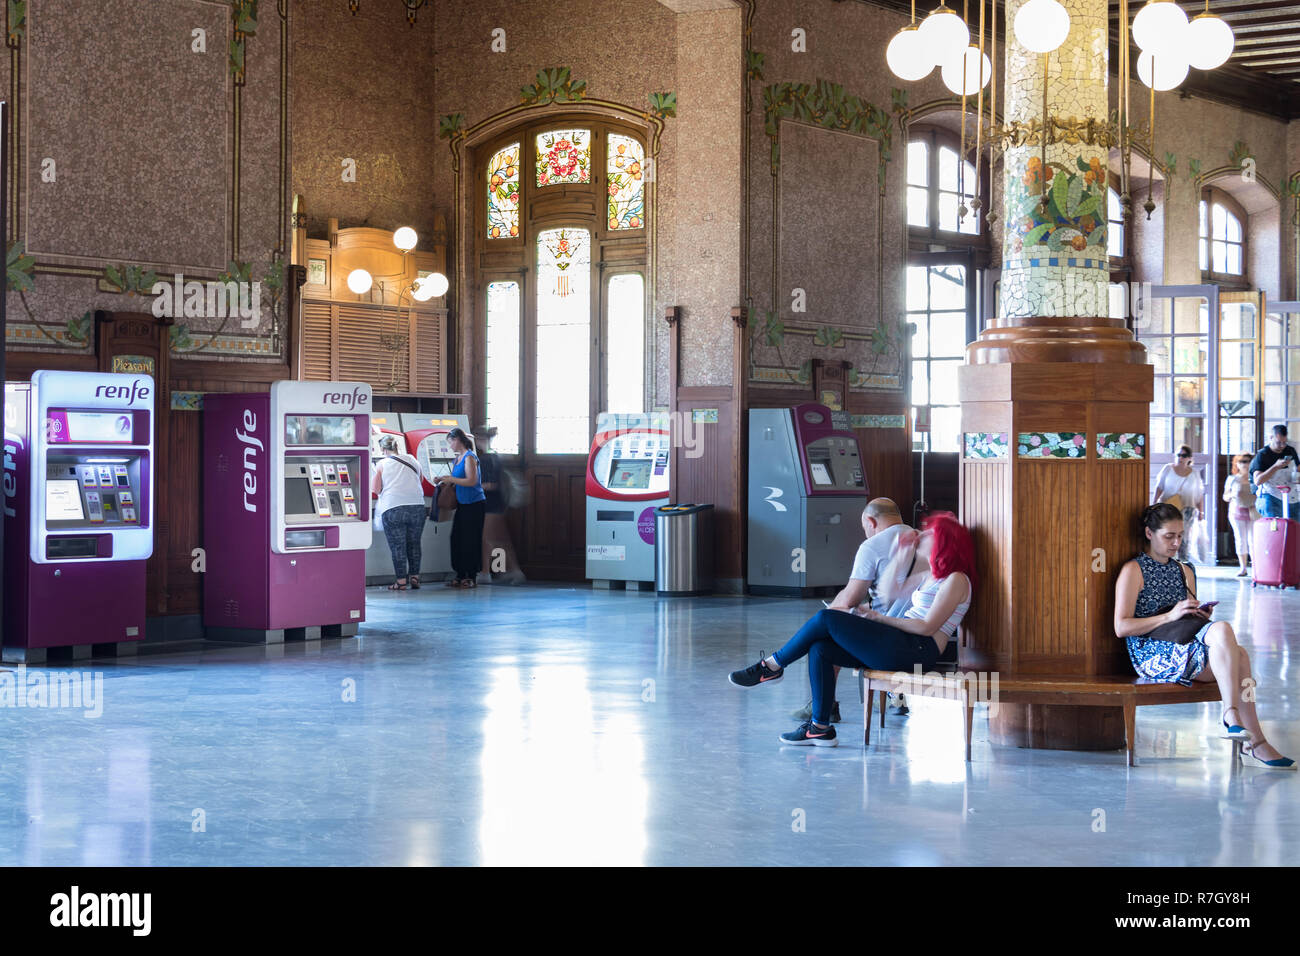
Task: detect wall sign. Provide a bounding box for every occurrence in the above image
[111,354,155,376]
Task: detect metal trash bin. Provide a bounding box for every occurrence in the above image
[655,504,714,596]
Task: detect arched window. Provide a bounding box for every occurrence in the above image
[906,127,982,239]
[1200,188,1246,281]
[1107,186,1125,262]
[477,118,649,456]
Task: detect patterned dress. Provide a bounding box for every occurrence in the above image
[1125,552,1212,685]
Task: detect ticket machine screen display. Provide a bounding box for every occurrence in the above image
[46,410,135,444]
[607,459,652,490]
[46,479,86,520]
[285,415,356,446]
[418,433,456,479]
[804,437,864,491]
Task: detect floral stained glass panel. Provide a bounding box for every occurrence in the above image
[536,129,591,187]
[487,143,520,239]
[607,134,645,230]
[535,228,591,453]
[1017,432,1087,458]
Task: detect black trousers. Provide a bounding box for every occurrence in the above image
[450,500,486,580]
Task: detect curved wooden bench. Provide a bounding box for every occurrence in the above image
[858,669,1226,766]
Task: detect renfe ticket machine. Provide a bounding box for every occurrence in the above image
[747,403,868,595]
[203,381,372,642]
[3,370,155,662]
[585,412,672,587]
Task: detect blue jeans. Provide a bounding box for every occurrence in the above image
[773,609,941,725]
[1258,494,1289,518]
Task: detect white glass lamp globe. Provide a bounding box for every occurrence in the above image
[941,46,993,96]
[392,226,418,251]
[1132,0,1190,58]
[419,272,449,299]
[886,25,933,82]
[918,5,970,65]
[346,268,373,295]
[1013,0,1070,54]
[1186,14,1234,70]
[410,276,435,302]
[1136,48,1189,91]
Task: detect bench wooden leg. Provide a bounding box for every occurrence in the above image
[1124,699,1138,767]
[880,689,886,728]
[856,669,864,704]
[961,687,973,763]
[863,682,873,747]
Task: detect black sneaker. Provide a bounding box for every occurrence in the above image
[729,657,784,688]
[779,720,838,747]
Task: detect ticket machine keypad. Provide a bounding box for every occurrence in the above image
[47,457,142,527]
[284,456,364,521]
[805,437,864,491]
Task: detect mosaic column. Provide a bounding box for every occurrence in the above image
[958,0,1153,752]
[999,0,1110,319]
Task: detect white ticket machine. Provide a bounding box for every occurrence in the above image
[585,412,672,588]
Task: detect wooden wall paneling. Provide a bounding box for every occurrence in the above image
[959,458,1012,672]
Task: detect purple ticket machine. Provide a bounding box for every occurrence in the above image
[3,370,155,662]
[203,381,372,642]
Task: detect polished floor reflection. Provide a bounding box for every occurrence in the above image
[0,566,1295,865]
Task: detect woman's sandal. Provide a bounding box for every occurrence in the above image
[388,580,408,591]
[1242,743,1297,770]
[1222,709,1253,740]
[462,578,477,589]
[409,576,420,589]
[444,579,462,588]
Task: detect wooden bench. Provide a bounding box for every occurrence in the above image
[858,669,1227,766]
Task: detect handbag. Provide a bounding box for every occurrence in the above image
[1143,560,1205,645]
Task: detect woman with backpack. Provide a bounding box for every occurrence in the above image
[371,434,428,590]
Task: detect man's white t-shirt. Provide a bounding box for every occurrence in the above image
[850,523,910,611]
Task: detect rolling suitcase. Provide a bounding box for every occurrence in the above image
[1251,487,1300,588]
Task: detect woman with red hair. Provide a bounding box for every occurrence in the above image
[729,512,976,747]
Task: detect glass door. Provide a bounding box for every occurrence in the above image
[1216,291,1263,560]
[1141,285,1218,557]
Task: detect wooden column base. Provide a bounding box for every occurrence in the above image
[988,703,1126,751]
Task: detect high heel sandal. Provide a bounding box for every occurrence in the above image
[1241,743,1297,770]
[1222,709,1253,741]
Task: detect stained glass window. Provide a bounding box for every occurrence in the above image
[487,143,520,239]
[535,228,591,452]
[606,134,645,230]
[536,129,592,187]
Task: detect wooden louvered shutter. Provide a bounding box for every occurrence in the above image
[412,310,446,393]
[301,301,335,380]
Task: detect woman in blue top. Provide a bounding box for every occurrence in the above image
[433,427,487,589]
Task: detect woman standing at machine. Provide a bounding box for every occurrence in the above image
[434,427,486,589]
[371,435,427,591]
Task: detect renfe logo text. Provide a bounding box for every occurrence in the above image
[49,886,151,936]
[94,379,151,406]
[322,386,368,409]
[236,408,261,513]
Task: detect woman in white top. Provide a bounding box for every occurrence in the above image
[370,434,428,590]
[1222,453,1258,576]
[728,512,975,747]
[1153,445,1205,563]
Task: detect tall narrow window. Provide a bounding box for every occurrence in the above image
[937,146,978,235]
[485,281,522,454]
[907,140,928,228]
[487,143,520,239]
[908,263,967,452]
[536,129,592,187]
[1107,187,1124,260]
[535,228,591,453]
[606,274,645,412]
[607,134,645,230]
[1200,193,1245,279]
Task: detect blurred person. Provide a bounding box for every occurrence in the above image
[1153,445,1205,563]
[474,425,525,585]
[1250,424,1300,519]
[1222,452,1258,577]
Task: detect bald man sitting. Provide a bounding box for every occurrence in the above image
[791,498,915,723]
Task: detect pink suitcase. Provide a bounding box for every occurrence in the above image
[1252,490,1300,588]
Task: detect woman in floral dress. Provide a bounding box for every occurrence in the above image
[1114,503,1293,768]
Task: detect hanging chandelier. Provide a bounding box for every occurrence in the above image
[885,0,1236,222]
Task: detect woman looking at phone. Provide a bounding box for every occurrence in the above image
[1114,503,1293,768]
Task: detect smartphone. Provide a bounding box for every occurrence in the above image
[1197,600,1219,611]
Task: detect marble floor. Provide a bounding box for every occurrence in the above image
[0,565,1296,866]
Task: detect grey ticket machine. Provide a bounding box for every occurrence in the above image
[747,403,868,595]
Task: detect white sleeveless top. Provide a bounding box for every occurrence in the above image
[903,574,971,637]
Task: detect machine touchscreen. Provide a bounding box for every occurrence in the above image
[46,479,86,521]
[284,477,316,515]
[606,459,652,490]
